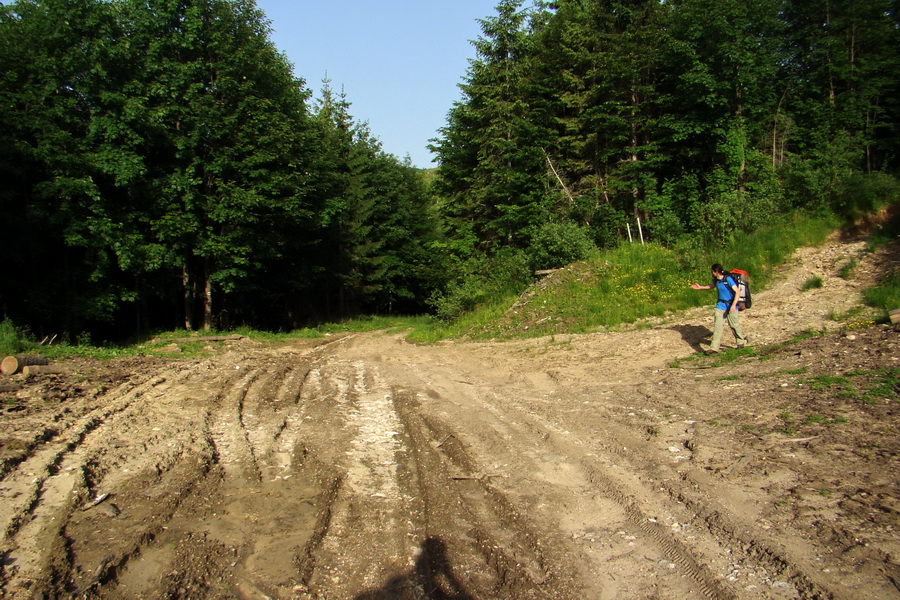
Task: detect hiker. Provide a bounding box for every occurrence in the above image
[690,264,748,353]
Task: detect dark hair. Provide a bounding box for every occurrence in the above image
[711,263,725,274]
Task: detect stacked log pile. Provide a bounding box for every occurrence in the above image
[1,354,66,376]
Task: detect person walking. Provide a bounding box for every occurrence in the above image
[690,264,748,353]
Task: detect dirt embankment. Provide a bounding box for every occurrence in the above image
[0,233,897,600]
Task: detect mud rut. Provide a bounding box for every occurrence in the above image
[0,234,897,599]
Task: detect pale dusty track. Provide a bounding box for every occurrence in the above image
[0,233,897,599]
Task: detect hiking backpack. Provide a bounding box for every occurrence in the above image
[726,269,752,310]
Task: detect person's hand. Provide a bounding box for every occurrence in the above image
[691,284,702,290]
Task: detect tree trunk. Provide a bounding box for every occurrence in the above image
[182,263,193,331]
[202,260,213,332]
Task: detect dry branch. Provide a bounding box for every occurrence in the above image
[541,147,576,204]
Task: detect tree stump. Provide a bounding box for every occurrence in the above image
[1,354,50,375]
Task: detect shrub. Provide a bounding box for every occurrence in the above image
[646,210,685,248]
[430,249,532,323]
[831,173,899,222]
[527,221,596,271]
[867,208,900,252]
[0,319,33,356]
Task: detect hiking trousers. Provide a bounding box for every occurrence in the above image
[711,308,746,351]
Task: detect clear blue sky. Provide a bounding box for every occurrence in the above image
[254,1,501,168]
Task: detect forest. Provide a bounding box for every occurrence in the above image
[0,0,897,342]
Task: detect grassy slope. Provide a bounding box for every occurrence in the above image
[423,210,900,341]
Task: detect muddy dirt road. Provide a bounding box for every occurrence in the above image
[1,235,897,600]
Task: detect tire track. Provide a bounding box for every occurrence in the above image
[487,388,739,599]
[482,379,841,600]
[209,367,264,483]
[0,364,205,595]
[394,389,572,599]
[375,367,734,599]
[301,359,420,596]
[88,352,331,600]
[0,373,168,540]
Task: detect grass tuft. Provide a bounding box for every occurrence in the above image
[801,276,824,291]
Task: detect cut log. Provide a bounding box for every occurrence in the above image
[150,334,244,344]
[151,344,182,354]
[22,365,68,376]
[890,308,900,325]
[1,354,50,375]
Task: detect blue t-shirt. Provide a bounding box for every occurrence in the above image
[714,275,737,310]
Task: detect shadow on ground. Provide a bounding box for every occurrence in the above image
[353,537,473,600]
[668,324,711,353]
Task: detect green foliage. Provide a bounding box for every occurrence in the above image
[867,207,900,252]
[2,0,898,343]
[527,221,596,270]
[432,0,899,259]
[712,213,835,290]
[801,276,824,291]
[830,174,900,222]
[0,319,33,356]
[864,271,900,313]
[0,0,445,339]
[429,249,532,324]
[644,209,685,248]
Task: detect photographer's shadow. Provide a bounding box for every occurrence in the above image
[353,536,473,600]
[669,324,711,353]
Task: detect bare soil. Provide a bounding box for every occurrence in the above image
[0,233,897,600]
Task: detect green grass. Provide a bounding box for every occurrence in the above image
[802,375,851,390]
[0,206,884,355]
[706,346,758,366]
[780,367,809,375]
[1,316,441,361]
[866,206,900,252]
[242,315,438,339]
[838,258,858,279]
[796,368,898,405]
[801,414,849,425]
[863,271,900,317]
[431,212,837,340]
[801,276,824,291]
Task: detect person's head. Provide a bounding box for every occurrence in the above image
[711,264,725,279]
